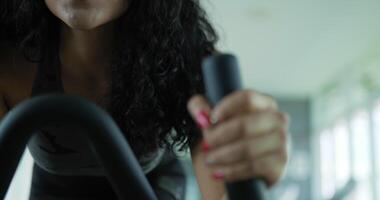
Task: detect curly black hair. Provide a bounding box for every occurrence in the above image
[2,0,218,158]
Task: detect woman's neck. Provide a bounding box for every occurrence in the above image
[60,22,116,77]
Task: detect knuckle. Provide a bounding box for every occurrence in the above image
[264,98,277,110]
[187,95,204,110]
[248,112,258,121]
[245,90,279,111]
[189,94,203,104]
[271,100,279,110]
[265,110,275,120]
[278,129,287,146]
[234,118,247,137]
[242,90,255,104]
[259,111,279,129]
[277,111,285,119]
[277,112,291,127]
[279,148,289,163]
[262,93,278,109]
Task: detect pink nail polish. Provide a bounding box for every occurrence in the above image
[196,111,211,129]
[201,140,211,152]
[212,171,225,180]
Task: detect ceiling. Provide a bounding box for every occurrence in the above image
[202,0,380,99]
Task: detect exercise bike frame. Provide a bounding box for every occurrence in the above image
[0,94,158,200]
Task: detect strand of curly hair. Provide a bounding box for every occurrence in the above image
[1,0,219,158]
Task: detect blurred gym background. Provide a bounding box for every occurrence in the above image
[6,0,380,199]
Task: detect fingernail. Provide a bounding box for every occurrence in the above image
[212,170,225,180]
[210,113,220,125]
[196,110,211,129]
[202,140,211,153]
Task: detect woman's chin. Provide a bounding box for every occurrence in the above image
[45,0,129,31]
[65,22,99,30]
[62,17,102,30]
[60,12,102,30]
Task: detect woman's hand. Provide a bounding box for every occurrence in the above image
[187,90,289,188]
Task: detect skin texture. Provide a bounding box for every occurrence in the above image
[45,0,129,102]
[44,0,129,30]
[0,1,290,199]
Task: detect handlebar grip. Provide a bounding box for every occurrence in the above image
[202,54,267,200]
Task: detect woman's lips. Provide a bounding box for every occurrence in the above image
[64,0,93,9]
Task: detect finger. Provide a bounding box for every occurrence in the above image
[206,111,286,148]
[205,130,285,166]
[187,95,213,129]
[205,140,246,166]
[252,154,287,187]
[212,153,286,186]
[211,90,278,122]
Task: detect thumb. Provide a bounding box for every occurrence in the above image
[187,94,213,130]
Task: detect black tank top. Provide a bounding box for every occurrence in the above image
[27,47,165,176]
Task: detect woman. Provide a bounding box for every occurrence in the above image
[0,0,289,199]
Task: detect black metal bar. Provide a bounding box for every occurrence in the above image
[202,54,267,200]
[0,94,158,200]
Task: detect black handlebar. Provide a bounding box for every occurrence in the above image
[202,54,267,200]
[0,94,158,200]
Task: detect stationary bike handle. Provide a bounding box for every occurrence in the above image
[0,95,158,200]
[202,54,267,200]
